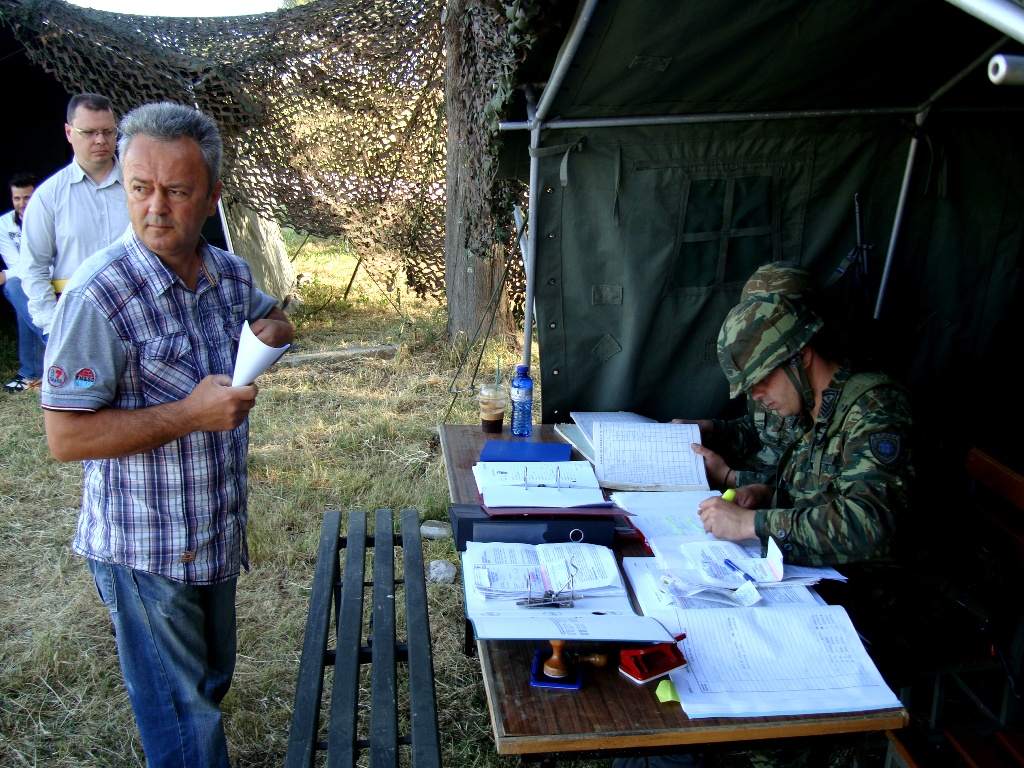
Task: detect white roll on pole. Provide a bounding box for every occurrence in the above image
[988,53,1024,84]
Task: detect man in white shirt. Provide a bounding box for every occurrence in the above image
[0,172,44,392]
[20,93,130,338]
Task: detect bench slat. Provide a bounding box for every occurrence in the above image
[401,508,442,768]
[371,509,399,768]
[286,509,343,768]
[327,510,368,765]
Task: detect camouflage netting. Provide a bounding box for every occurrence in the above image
[0,0,451,298]
[0,0,564,309]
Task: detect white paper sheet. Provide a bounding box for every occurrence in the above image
[611,490,719,538]
[665,606,902,717]
[231,320,290,386]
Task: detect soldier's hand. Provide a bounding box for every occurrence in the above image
[697,494,757,541]
[690,442,731,489]
[734,483,773,509]
[673,418,713,443]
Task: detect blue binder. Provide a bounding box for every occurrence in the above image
[478,440,572,463]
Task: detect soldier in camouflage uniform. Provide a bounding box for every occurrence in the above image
[617,269,915,768]
[696,290,913,567]
[683,262,817,491]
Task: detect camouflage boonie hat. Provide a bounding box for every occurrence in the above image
[741,261,817,302]
[718,293,824,398]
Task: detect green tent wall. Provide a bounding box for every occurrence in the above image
[496,0,1024,472]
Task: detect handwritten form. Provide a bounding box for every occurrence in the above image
[665,605,902,717]
[592,422,709,490]
[570,411,655,440]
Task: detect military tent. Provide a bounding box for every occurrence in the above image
[478,0,1024,473]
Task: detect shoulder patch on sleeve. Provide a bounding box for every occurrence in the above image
[869,432,902,466]
[47,366,67,388]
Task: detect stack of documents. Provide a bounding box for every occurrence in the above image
[461,541,674,641]
[611,490,719,538]
[554,411,656,463]
[623,557,900,717]
[612,490,846,605]
[668,606,902,717]
[623,557,828,610]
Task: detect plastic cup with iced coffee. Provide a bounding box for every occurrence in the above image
[477,385,505,433]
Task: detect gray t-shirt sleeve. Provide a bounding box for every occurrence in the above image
[248,287,278,323]
[41,290,124,412]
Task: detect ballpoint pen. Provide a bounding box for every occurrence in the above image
[724,558,757,584]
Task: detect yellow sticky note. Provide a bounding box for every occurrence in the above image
[656,679,680,703]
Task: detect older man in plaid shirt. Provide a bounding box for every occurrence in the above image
[40,101,293,768]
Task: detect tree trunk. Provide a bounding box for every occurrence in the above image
[443,192,511,345]
[443,0,513,345]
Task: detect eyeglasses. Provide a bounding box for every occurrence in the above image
[71,127,117,140]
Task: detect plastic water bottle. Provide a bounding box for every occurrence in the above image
[510,364,534,437]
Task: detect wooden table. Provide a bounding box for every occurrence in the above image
[438,424,909,759]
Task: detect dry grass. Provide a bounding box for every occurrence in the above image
[0,234,613,768]
[0,236,876,768]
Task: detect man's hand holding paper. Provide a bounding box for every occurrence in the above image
[232,315,292,386]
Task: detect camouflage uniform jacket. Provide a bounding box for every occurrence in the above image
[712,402,811,487]
[753,366,913,567]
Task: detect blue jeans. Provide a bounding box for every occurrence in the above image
[88,559,236,768]
[2,277,44,379]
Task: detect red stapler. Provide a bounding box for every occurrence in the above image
[619,637,686,684]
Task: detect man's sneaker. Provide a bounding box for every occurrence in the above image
[4,375,40,393]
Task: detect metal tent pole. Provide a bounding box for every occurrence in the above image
[521,91,540,369]
[874,37,1008,317]
[873,108,927,320]
[217,199,234,254]
[945,0,1024,45]
[519,0,600,369]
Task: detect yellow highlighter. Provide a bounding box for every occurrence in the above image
[722,488,736,502]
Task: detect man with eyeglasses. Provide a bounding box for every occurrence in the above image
[20,92,129,340]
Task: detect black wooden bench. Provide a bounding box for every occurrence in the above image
[285,508,441,768]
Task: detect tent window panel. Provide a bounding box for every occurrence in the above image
[683,179,726,233]
[669,170,779,294]
[728,235,775,283]
[674,239,721,288]
[732,176,773,228]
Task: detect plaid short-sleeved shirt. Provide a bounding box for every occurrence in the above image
[41,230,278,584]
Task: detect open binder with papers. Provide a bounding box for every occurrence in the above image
[460,541,674,642]
[666,606,902,718]
[471,460,616,514]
